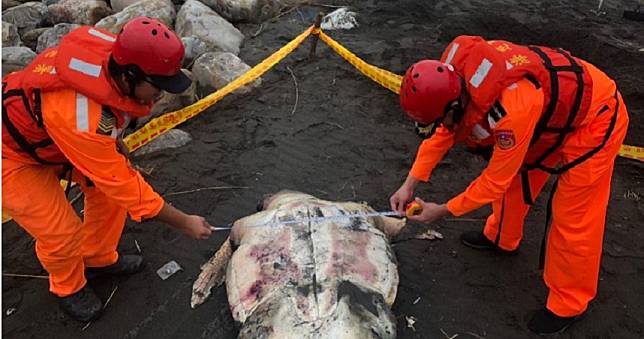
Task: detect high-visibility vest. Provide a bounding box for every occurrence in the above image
[2,26,149,164]
[441,35,595,170]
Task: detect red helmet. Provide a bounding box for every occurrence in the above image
[399,60,462,124]
[112,17,190,93]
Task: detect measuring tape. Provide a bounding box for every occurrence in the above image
[211,202,426,231]
[211,210,401,231]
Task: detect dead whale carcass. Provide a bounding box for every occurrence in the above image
[191,191,407,338]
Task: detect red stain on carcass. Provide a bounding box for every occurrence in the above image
[241,231,301,306]
[327,223,378,284]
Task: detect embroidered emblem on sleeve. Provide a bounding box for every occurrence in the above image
[494,129,516,150]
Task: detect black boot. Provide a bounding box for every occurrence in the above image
[58,284,103,322]
[86,254,145,279]
[528,308,581,335]
[460,231,518,255]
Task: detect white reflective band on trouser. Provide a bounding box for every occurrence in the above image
[472,124,491,140]
[505,61,513,70]
[469,58,493,88]
[88,28,116,42]
[69,58,101,78]
[76,93,89,132]
[445,43,460,65]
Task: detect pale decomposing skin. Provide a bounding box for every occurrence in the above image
[191,191,409,338]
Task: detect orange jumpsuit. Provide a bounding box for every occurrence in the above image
[2,89,164,297]
[410,61,629,317]
[2,26,163,297]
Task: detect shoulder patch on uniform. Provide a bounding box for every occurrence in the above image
[96,106,115,135]
[494,129,516,150]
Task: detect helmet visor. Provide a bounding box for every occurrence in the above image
[145,69,192,94]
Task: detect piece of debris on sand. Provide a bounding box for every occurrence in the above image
[406,315,417,331]
[321,8,358,30]
[156,260,182,280]
[414,229,444,240]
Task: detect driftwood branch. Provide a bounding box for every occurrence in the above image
[165,186,248,197]
[251,23,264,38]
[440,328,459,339]
[3,273,48,279]
[104,285,119,309]
[466,332,487,339]
[287,66,299,116]
[311,3,346,8]
[445,218,486,222]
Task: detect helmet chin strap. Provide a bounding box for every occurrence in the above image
[450,98,465,125]
[127,77,137,98]
[125,67,145,99]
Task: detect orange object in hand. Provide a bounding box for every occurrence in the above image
[406,201,423,217]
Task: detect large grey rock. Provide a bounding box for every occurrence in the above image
[2,46,36,76]
[21,27,48,50]
[176,0,244,55]
[36,23,80,53]
[48,0,112,25]
[134,129,192,156]
[42,0,62,5]
[136,69,197,128]
[192,51,261,94]
[110,0,140,12]
[181,36,208,68]
[95,0,175,34]
[198,0,282,23]
[2,0,22,10]
[2,2,47,35]
[2,22,22,47]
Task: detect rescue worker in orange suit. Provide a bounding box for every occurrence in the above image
[2,17,214,322]
[389,36,629,335]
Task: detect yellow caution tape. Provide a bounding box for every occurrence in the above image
[124,26,315,152]
[317,30,403,94]
[619,144,644,161]
[317,30,642,163]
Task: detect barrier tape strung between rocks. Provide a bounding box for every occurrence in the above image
[4,25,642,224]
[316,29,403,94]
[619,145,644,162]
[127,25,643,162]
[316,29,642,163]
[123,26,314,151]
